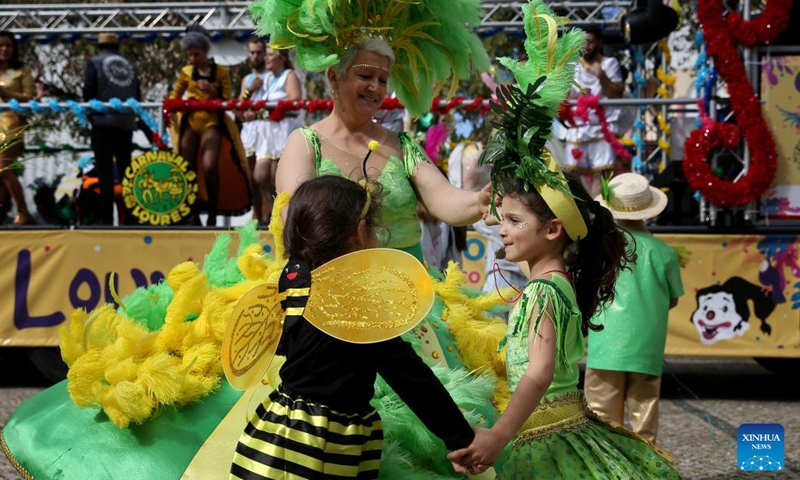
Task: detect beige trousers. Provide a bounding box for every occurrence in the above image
[584,367,661,443]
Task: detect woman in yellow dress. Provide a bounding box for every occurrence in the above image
[169,26,251,226]
[0,30,35,225]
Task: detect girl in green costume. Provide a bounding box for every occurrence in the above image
[447,1,687,478]
[450,176,685,479]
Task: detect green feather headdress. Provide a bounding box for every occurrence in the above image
[250,0,490,117]
[480,0,588,241]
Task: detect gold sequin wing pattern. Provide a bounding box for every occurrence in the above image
[305,248,434,344]
[222,282,284,390]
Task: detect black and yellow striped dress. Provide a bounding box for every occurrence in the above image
[230,259,474,480]
[231,387,384,479]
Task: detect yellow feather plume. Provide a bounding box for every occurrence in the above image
[434,261,511,413]
[269,191,292,261]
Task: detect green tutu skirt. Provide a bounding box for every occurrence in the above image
[496,392,684,480]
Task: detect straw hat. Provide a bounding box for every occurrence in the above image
[595,173,668,220]
[97,33,119,46]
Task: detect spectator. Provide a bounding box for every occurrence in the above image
[585,173,684,443]
[561,25,625,198]
[239,36,270,224]
[239,41,302,225]
[82,32,140,226]
[0,30,36,225]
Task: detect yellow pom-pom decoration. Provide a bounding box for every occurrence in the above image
[368,140,380,152]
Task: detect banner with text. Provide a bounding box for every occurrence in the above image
[0,230,274,346]
[1,230,798,358]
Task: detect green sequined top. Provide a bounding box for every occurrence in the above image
[504,274,584,401]
[300,127,426,252]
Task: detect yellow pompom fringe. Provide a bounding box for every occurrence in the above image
[60,235,287,429]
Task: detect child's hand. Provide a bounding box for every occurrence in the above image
[447,426,505,470]
[450,459,468,474]
[450,460,489,475]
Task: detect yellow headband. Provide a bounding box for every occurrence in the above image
[350,63,389,73]
[535,150,587,241]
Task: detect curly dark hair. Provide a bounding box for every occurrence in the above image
[502,174,637,335]
[283,175,384,269]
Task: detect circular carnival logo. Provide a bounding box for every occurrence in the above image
[122,150,198,225]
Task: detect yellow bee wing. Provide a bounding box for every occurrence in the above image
[305,248,434,344]
[222,283,284,391]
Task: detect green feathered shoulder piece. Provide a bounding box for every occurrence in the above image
[249,0,490,117]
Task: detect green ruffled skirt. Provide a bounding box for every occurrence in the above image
[496,392,684,480]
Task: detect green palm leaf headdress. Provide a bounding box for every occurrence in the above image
[250,0,490,117]
[480,0,588,241]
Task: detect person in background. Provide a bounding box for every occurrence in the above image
[247,45,302,226]
[169,25,252,226]
[585,172,684,443]
[561,25,625,198]
[82,32,140,226]
[239,36,271,224]
[0,30,36,225]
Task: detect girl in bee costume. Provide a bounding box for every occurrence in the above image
[229,175,479,479]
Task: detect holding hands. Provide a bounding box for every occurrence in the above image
[448,426,508,475]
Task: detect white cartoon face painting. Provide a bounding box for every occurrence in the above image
[691,291,749,345]
[690,276,777,346]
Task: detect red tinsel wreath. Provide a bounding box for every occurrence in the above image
[682,0,791,207]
